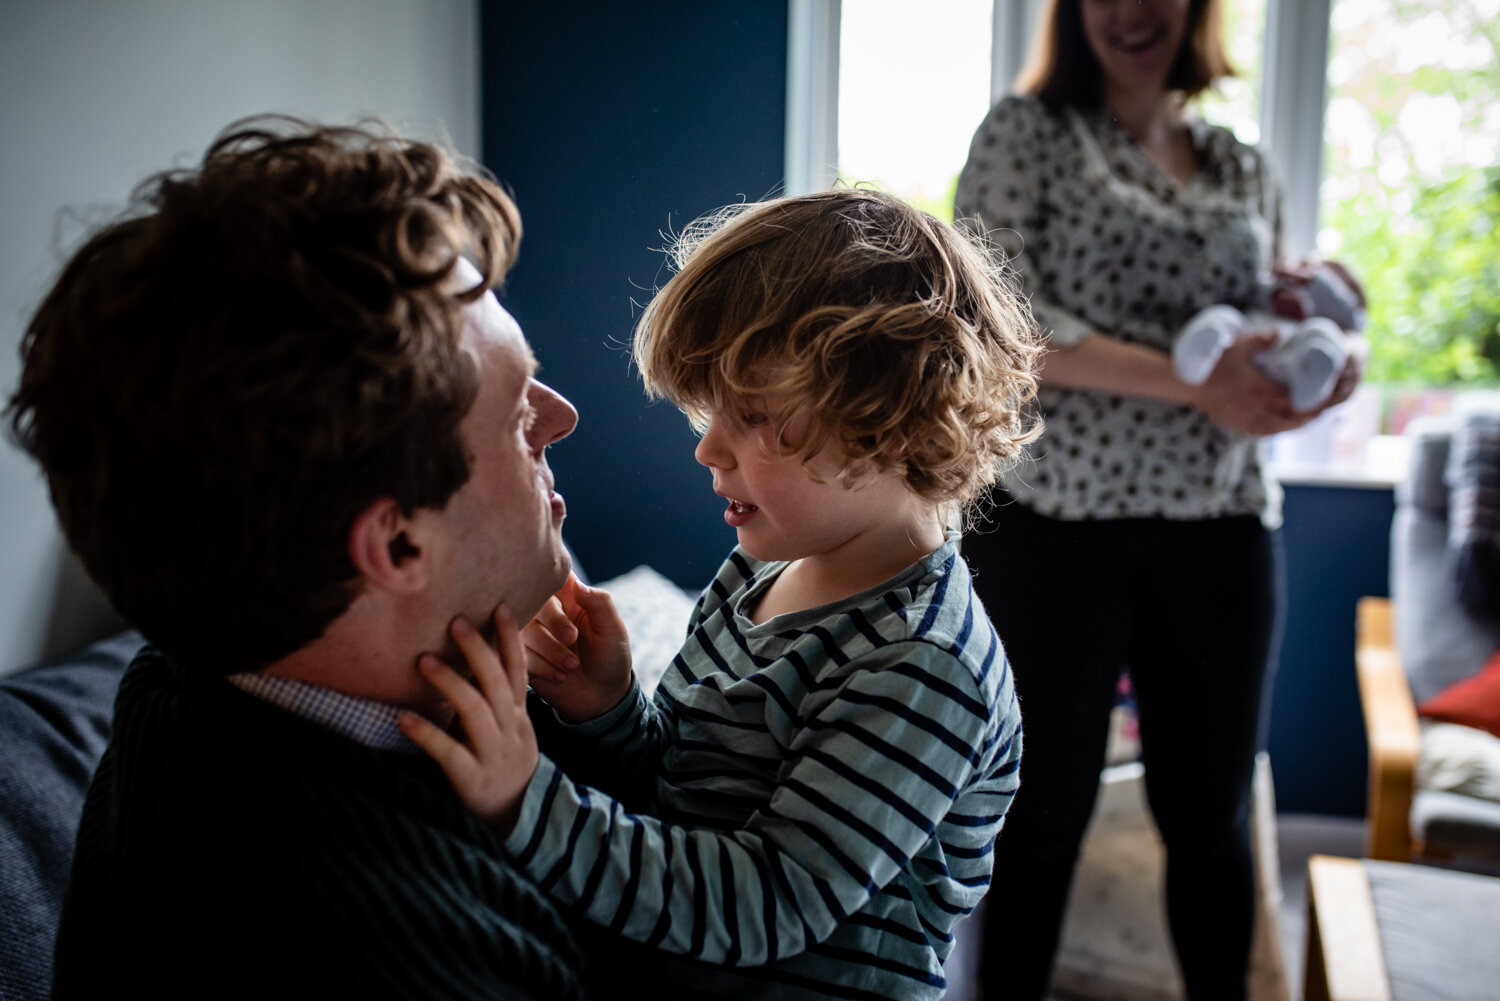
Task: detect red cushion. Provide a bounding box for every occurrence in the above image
[1419,647,1500,738]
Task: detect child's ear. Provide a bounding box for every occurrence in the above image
[348,498,429,595]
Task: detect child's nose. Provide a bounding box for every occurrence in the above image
[694,417,731,469]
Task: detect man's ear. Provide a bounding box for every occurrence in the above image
[349,498,429,595]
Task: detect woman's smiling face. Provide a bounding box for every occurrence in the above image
[1081,0,1192,97]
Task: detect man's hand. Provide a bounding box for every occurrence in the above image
[1193,332,1313,437]
[523,574,635,724]
[399,606,538,837]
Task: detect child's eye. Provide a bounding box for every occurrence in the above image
[740,412,769,428]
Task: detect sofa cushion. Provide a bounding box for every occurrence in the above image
[1393,419,1500,705]
[1447,404,1500,615]
[1392,504,1500,704]
[1411,789,1500,870]
[1365,859,1500,998]
[1401,417,1454,516]
[1418,648,1500,740]
[0,631,141,1001]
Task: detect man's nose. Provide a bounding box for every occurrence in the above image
[531,381,578,447]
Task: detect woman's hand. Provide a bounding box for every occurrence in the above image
[1312,343,1368,415]
[1193,332,1312,437]
[399,606,538,837]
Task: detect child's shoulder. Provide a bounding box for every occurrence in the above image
[894,540,991,646]
[822,543,1012,724]
[838,539,997,659]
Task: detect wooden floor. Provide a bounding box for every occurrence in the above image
[943,812,1367,1001]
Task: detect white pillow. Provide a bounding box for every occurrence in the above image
[1419,721,1500,804]
[594,565,699,696]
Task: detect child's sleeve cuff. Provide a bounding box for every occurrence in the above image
[545,675,645,737]
[504,753,562,859]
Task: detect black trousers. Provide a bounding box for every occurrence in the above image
[969,500,1282,1001]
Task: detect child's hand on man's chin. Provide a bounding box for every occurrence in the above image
[523,573,636,724]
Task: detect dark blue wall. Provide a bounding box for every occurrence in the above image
[479,2,788,590]
[1268,483,1395,816]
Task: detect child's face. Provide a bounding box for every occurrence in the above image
[693,396,921,568]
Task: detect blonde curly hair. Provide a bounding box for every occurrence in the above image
[632,187,1043,508]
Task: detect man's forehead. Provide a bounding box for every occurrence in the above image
[518,333,538,377]
[492,303,538,380]
[448,261,543,401]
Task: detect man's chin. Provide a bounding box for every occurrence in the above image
[497,545,574,627]
[540,538,573,598]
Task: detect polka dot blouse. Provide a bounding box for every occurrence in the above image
[956,94,1285,527]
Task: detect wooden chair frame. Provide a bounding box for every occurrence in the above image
[1353,597,1422,862]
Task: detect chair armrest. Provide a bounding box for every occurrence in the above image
[1355,597,1421,862]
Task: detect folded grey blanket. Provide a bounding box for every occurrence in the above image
[1449,408,1500,617]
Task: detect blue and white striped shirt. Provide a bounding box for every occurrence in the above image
[506,535,1022,1000]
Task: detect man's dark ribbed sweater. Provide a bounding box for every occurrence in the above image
[50,646,592,1000]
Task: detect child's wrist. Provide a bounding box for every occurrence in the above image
[488,755,546,840]
[489,802,523,839]
[555,671,635,724]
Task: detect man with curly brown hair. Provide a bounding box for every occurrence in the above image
[6,116,595,1000]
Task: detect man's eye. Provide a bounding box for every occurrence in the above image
[741,412,768,428]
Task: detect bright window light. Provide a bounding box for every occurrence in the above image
[837,0,992,221]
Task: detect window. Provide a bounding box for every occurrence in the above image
[816,0,1500,447]
[1320,0,1500,392]
[832,0,1270,224]
[835,0,992,222]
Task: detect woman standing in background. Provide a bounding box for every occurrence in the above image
[954,1,1361,998]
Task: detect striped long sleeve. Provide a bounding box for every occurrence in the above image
[506,537,1021,1000]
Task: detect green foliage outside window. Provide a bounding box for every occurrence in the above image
[1329,165,1500,385]
[1321,0,1500,386]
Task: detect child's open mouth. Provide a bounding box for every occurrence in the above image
[724,497,759,527]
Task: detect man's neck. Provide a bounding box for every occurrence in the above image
[261,614,451,720]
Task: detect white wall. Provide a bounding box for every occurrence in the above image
[0,0,479,672]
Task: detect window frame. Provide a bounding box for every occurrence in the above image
[785,0,842,195]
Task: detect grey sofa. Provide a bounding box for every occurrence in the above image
[0,631,142,1001]
[1357,410,1500,871]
